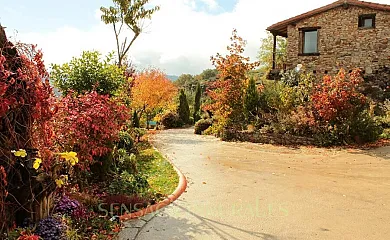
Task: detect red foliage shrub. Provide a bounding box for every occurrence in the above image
[17,232,40,240]
[284,106,318,136]
[310,69,381,145]
[54,91,130,167]
[0,36,57,229]
[311,69,366,122]
[0,50,55,154]
[103,195,149,215]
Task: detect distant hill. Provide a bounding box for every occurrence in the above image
[166,75,179,81]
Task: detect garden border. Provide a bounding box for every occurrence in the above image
[120,149,187,221]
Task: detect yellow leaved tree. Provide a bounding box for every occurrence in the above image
[132,69,177,128]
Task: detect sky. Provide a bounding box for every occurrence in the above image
[1,0,389,75]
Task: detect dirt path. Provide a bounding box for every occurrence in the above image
[136,128,390,240]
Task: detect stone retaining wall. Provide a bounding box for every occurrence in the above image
[233,131,316,146]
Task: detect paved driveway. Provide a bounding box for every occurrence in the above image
[133,128,390,240]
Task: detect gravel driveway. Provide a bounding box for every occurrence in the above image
[132,128,390,240]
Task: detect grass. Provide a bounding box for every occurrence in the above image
[137,142,179,197]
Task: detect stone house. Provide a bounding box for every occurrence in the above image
[267,0,390,76]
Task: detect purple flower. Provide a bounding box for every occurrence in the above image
[36,217,63,240]
[54,196,80,215]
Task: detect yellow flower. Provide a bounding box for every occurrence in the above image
[55,175,69,188]
[11,149,27,158]
[59,152,79,166]
[33,158,42,170]
[55,179,64,188]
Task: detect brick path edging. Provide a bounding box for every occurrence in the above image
[120,150,187,221]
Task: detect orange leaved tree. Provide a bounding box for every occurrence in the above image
[132,69,177,128]
[206,29,259,134]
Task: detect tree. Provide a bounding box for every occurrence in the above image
[131,69,177,128]
[51,51,126,96]
[244,77,260,121]
[100,0,160,67]
[132,110,140,128]
[258,32,287,73]
[199,69,218,82]
[193,82,202,123]
[178,89,190,124]
[175,74,195,90]
[206,29,259,133]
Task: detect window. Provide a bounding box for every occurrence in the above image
[303,30,318,54]
[299,27,320,55]
[359,14,376,28]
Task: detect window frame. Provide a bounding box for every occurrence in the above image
[358,14,376,29]
[298,27,321,56]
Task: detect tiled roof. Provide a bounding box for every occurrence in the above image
[267,0,390,37]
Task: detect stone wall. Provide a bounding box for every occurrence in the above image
[231,131,316,146]
[286,5,390,75]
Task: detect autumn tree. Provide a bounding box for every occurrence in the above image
[258,32,287,73]
[132,69,177,128]
[206,29,259,133]
[100,0,160,67]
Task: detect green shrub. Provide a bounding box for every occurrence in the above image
[51,51,125,96]
[108,171,149,196]
[134,128,147,142]
[178,89,190,124]
[161,112,182,129]
[259,81,283,112]
[381,128,390,139]
[117,131,135,153]
[244,77,260,121]
[114,149,138,174]
[313,111,381,146]
[193,82,202,123]
[194,119,212,135]
[349,111,382,143]
[65,226,83,240]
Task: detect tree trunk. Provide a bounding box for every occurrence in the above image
[146,113,150,130]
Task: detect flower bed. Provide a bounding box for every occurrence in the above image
[0,28,179,240]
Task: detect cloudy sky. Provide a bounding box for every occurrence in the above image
[1,0,389,75]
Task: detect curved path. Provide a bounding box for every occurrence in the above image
[135,128,390,240]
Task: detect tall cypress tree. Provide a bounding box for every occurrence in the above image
[193,82,202,123]
[132,110,140,128]
[244,77,260,122]
[178,89,190,124]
